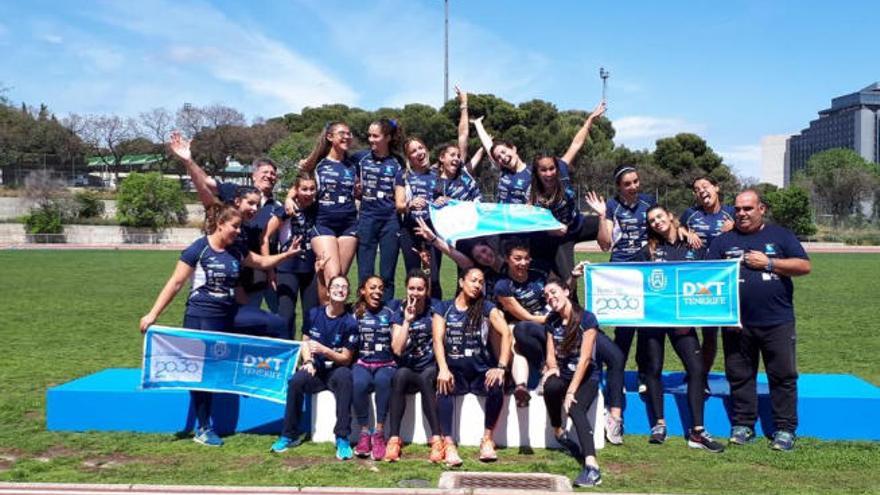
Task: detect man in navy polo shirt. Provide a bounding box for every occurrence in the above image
[707,189,811,451]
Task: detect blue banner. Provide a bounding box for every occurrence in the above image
[584,260,741,327]
[140,326,301,403]
[430,200,563,243]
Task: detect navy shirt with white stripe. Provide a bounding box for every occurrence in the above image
[315,157,358,223]
[271,204,316,274]
[395,168,438,223]
[179,237,246,319]
[353,150,402,219]
[606,193,656,262]
[545,310,600,381]
[356,304,397,364]
[707,224,809,327]
[680,205,736,248]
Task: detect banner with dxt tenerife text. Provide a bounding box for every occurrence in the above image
[141,326,301,403]
[584,260,741,327]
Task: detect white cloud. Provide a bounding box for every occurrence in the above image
[79,46,124,71]
[613,115,707,149]
[87,0,357,114]
[718,143,762,179]
[41,33,63,44]
[301,0,550,108]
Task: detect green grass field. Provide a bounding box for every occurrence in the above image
[0,250,878,493]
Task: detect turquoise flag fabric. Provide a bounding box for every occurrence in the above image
[429,200,563,243]
[584,260,741,327]
[140,326,301,403]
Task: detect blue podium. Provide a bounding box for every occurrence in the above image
[46,368,880,441]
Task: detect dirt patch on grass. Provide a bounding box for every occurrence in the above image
[281,456,324,471]
[80,453,136,471]
[33,445,79,463]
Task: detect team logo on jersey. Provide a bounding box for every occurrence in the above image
[764,243,777,255]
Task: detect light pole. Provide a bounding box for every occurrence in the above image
[444,0,449,102]
[599,67,610,103]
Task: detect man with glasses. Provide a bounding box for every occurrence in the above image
[707,189,811,451]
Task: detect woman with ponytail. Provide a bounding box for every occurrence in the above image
[395,137,442,298]
[540,275,603,487]
[139,203,304,447]
[300,122,359,291]
[353,118,405,301]
[432,267,511,466]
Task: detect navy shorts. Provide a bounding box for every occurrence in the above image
[313,214,358,238]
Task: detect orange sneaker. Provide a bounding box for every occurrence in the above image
[429,436,445,463]
[444,439,463,467]
[479,437,497,462]
[383,436,401,462]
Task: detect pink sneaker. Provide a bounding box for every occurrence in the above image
[371,431,386,461]
[354,431,371,458]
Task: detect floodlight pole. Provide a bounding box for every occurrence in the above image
[599,67,610,103]
[444,0,449,102]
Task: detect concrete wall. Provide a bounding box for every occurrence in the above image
[0,197,204,223]
[0,223,202,245]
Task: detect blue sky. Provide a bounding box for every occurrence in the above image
[0,0,875,179]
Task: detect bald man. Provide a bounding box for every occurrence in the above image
[707,189,811,452]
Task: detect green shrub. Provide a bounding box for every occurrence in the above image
[23,202,64,241]
[765,186,817,237]
[116,172,187,229]
[73,190,106,219]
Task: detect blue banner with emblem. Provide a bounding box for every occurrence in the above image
[140,326,301,403]
[429,200,563,243]
[583,260,741,327]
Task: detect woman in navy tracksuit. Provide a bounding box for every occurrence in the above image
[527,101,605,277]
[540,275,603,488]
[139,203,302,447]
[353,118,404,302]
[633,204,724,453]
[383,270,444,463]
[679,176,736,384]
[350,275,398,460]
[395,137,442,298]
[433,267,511,466]
[263,173,318,340]
[270,274,359,460]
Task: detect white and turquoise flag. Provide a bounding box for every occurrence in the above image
[429,200,563,243]
[141,326,301,403]
[584,260,741,327]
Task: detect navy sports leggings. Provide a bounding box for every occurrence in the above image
[351,363,397,427]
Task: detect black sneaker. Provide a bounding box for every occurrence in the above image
[555,432,582,460]
[649,424,667,444]
[573,465,602,487]
[687,428,725,453]
[729,425,756,445]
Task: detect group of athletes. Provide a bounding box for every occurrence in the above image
[139,88,811,488]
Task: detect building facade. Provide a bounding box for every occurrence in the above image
[761,135,790,187]
[788,83,880,176]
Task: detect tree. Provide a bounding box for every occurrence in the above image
[798,148,880,224]
[765,186,817,237]
[116,172,186,229]
[137,107,174,173]
[74,114,136,184]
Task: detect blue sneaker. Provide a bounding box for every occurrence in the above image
[193,427,223,447]
[335,436,353,460]
[270,435,302,453]
[771,430,796,452]
[729,425,756,445]
[573,465,602,487]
